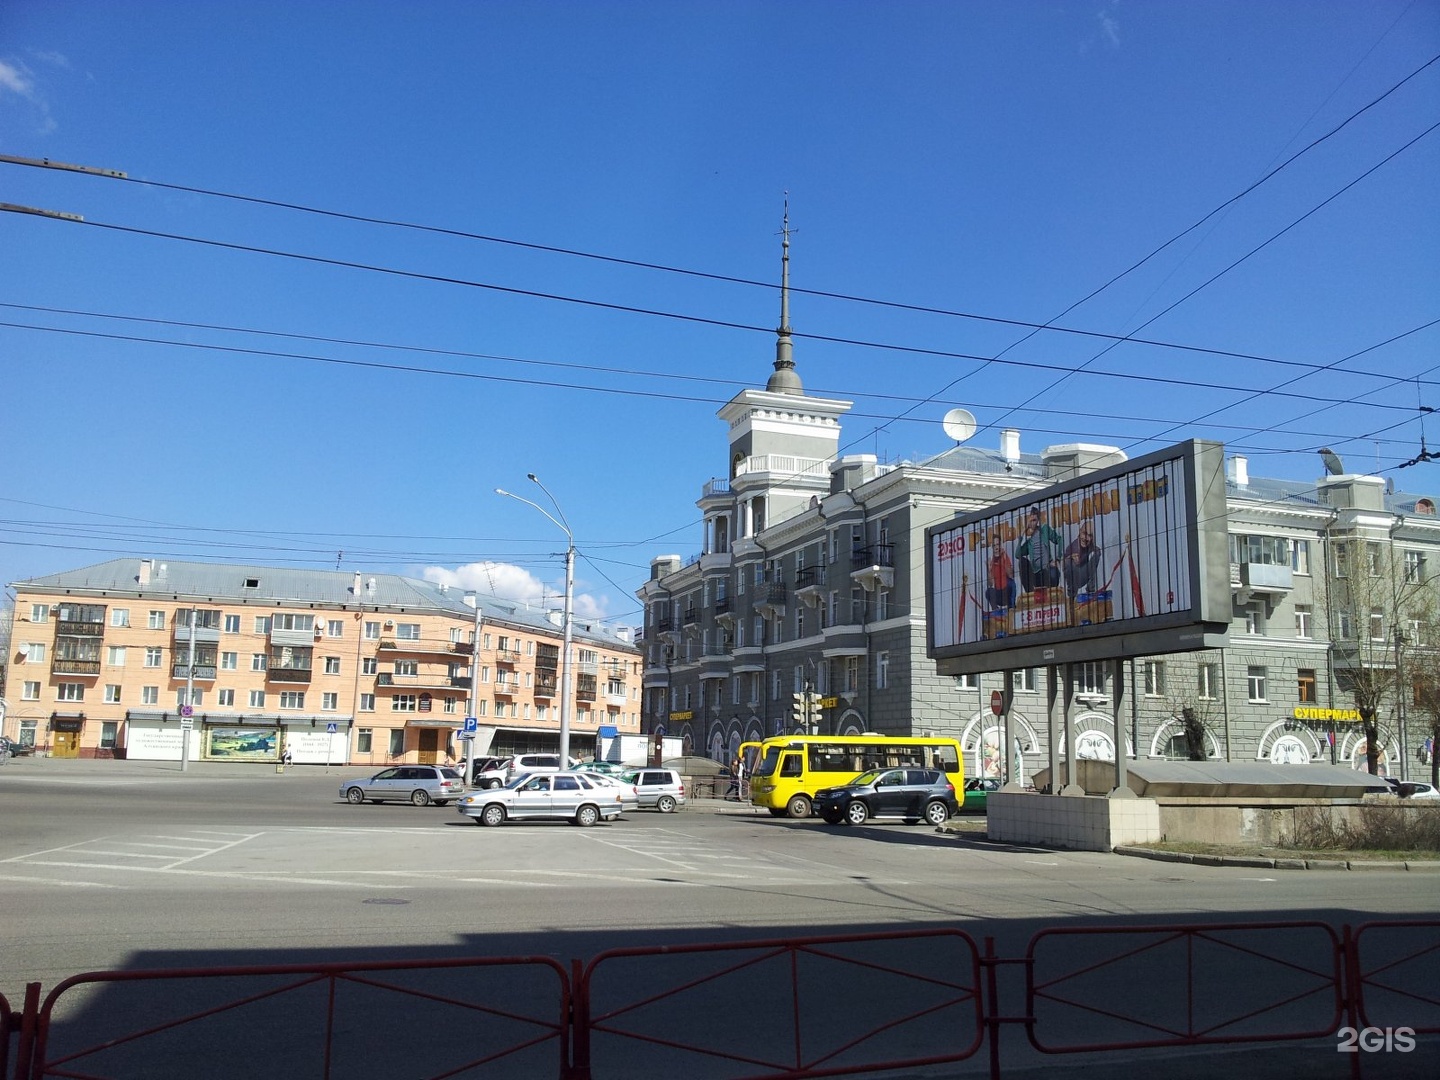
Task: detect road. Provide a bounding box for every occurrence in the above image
[1,756,1436,1078]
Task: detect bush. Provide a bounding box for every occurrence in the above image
[1285,803,1440,852]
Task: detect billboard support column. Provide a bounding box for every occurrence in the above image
[1046,665,1060,795]
[1061,664,1084,796]
[1109,657,1134,798]
[1000,673,1017,789]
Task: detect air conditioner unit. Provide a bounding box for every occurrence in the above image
[383,621,395,630]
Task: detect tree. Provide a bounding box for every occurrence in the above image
[1324,535,1435,775]
[1402,595,1440,788]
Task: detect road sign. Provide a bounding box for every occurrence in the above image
[325,722,338,734]
[463,716,478,734]
[990,690,1004,716]
[179,704,193,718]
[457,731,474,740]
[180,719,193,730]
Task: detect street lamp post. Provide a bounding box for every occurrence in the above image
[496,475,575,766]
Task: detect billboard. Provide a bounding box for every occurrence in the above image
[926,440,1230,672]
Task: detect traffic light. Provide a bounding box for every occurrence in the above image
[791,692,807,727]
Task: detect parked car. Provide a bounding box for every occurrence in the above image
[505,753,578,783]
[1396,781,1439,800]
[456,771,625,827]
[578,770,640,812]
[815,768,958,827]
[962,777,1001,812]
[340,765,467,806]
[469,756,511,786]
[621,767,686,812]
[582,760,631,776]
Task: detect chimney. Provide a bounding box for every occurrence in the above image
[138,559,152,587]
[1227,455,1249,488]
[1000,429,1020,463]
[352,571,362,595]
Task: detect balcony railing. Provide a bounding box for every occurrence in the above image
[534,676,557,697]
[172,664,217,681]
[56,621,104,638]
[495,649,521,664]
[852,545,894,569]
[51,658,100,676]
[268,667,313,684]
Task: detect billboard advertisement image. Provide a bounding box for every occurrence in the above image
[927,440,1229,670]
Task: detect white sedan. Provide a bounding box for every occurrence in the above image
[456,771,626,827]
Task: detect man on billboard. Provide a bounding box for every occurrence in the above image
[1062,519,1104,596]
[1016,509,1063,592]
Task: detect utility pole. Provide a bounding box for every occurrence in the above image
[181,609,197,772]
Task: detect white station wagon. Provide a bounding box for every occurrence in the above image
[457,771,625,827]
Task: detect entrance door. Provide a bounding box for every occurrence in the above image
[52,731,80,758]
[418,728,439,764]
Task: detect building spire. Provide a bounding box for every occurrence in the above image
[766,194,803,395]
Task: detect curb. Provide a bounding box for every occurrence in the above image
[1113,845,1440,871]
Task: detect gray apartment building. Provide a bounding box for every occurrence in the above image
[638,282,1440,783]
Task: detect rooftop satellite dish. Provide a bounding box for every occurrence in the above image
[1319,447,1345,476]
[942,407,977,444]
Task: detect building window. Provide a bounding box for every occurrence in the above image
[1369,608,1386,642]
[218,689,235,706]
[1247,666,1267,703]
[110,608,129,628]
[249,690,266,708]
[394,660,417,677]
[364,621,380,640]
[280,691,304,709]
[1337,610,1353,639]
[104,684,122,704]
[363,657,378,676]
[1405,550,1426,583]
[100,722,118,749]
[1076,662,1105,695]
[107,645,126,666]
[445,697,457,714]
[142,686,159,705]
[1143,661,1166,697]
[396,623,421,641]
[954,673,978,690]
[144,647,162,668]
[1012,669,1036,692]
[1292,539,1310,575]
[22,681,41,700]
[876,651,889,690]
[251,653,267,671]
[224,614,241,633]
[1295,605,1313,639]
[1197,663,1218,700]
[876,589,890,621]
[359,694,375,712]
[1230,534,1291,566]
[56,683,84,702]
[221,651,238,670]
[388,729,405,756]
[177,688,202,707]
[1333,541,1349,578]
[327,619,344,637]
[30,604,50,623]
[1297,668,1317,704]
[324,656,341,675]
[1244,603,1266,636]
[1367,543,1384,577]
[254,616,270,634]
[392,695,417,712]
[322,692,338,710]
[357,728,373,753]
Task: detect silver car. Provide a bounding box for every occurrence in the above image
[456,771,625,827]
[578,770,640,812]
[340,765,467,807]
[621,767,686,813]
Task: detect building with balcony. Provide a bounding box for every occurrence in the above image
[638,236,1440,782]
[6,558,641,765]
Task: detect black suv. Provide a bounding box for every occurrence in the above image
[815,768,959,827]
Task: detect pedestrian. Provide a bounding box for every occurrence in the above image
[281,743,293,767]
[725,758,741,800]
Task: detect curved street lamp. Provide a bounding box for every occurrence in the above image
[495,475,575,765]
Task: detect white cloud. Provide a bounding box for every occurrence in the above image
[0,59,34,96]
[422,561,612,622]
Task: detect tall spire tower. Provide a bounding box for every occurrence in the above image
[766,197,803,395]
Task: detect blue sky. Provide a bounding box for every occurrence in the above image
[2,1,1437,627]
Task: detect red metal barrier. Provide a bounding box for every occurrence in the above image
[1025,921,1346,1053]
[575,927,984,1079]
[1349,920,1440,1035]
[25,955,571,1080]
[5,920,1436,1079]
